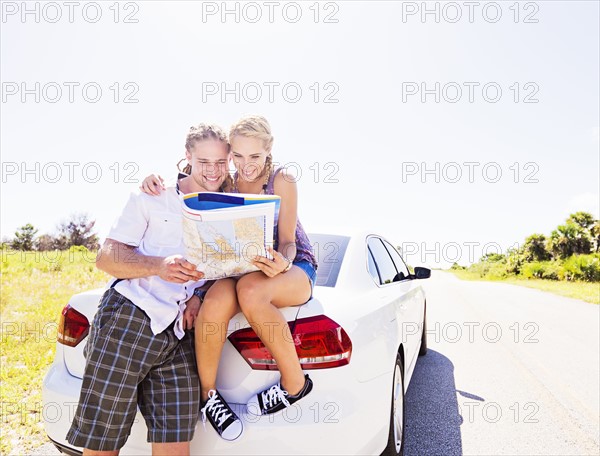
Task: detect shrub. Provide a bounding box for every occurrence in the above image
[486,262,508,280]
[520,261,561,280]
[562,254,600,282]
[522,262,545,279]
[468,261,490,278]
[540,261,562,280]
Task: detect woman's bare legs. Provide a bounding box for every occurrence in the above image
[236,268,311,395]
[195,278,240,401]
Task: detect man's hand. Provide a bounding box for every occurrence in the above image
[159,255,204,283]
[183,295,201,330]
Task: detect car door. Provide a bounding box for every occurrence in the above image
[366,236,416,361]
[380,239,424,372]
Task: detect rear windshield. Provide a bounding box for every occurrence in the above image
[308,234,350,288]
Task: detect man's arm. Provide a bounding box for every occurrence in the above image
[96,238,204,284]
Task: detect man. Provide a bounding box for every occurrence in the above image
[66,123,231,455]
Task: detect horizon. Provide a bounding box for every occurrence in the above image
[2,1,599,269]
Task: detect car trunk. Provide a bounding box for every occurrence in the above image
[63,289,307,392]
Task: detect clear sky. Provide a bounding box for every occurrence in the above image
[1,1,598,268]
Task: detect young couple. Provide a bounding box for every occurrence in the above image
[67,115,317,455]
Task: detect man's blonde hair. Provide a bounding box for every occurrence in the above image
[185,123,229,152]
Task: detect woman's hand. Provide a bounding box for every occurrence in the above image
[252,247,292,278]
[183,295,201,330]
[140,174,165,196]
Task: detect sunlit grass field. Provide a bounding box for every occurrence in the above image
[450,269,600,304]
[0,248,108,455]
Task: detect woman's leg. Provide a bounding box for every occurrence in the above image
[236,267,311,395]
[195,278,240,401]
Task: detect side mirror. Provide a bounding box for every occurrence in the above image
[414,267,431,279]
[393,271,407,282]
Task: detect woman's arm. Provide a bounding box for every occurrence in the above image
[139,174,165,195]
[273,170,298,262]
[250,170,300,277]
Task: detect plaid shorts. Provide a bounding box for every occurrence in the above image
[66,288,200,451]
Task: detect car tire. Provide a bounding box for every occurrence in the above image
[381,353,405,456]
[418,304,427,356]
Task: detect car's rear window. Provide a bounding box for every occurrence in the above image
[308,234,350,288]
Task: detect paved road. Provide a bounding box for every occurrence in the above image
[403,271,600,455]
[29,271,600,455]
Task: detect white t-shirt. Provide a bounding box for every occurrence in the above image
[107,185,203,339]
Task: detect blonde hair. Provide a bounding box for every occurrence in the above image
[180,123,233,191]
[229,115,274,179]
[229,115,274,153]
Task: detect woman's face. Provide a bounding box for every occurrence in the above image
[185,139,230,192]
[230,135,270,183]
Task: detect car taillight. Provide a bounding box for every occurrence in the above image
[228,315,352,370]
[57,305,90,347]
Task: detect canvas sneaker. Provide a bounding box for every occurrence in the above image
[200,390,243,441]
[246,374,313,416]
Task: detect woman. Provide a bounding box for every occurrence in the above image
[141,115,318,440]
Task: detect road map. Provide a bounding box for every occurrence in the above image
[182,192,279,279]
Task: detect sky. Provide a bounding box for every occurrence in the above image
[1,0,599,269]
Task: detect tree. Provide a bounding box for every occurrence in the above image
[591,220,600,253]
[481,253,505,263]
[505,245,525,275]
[522,234,551,262]
[10,223,38,251]
[1,236,11,249]
[548,221,592,259]
[56,213,99,250]
[35,234,59,251]
[567,211,596,231]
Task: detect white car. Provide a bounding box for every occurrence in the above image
[43,232,430,455]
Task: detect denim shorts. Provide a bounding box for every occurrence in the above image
[293,260,317,293]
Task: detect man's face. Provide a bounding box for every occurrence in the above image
[185,139,230,192]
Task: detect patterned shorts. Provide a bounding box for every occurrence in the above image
[66,288,200,451]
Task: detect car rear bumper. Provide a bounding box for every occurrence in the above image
[47,437,83,456]
[43,357,393,455]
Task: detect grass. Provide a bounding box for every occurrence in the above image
[0,248,108,456]
[450,269,600,304]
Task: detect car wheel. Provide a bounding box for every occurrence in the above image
[382,353,405,456]
[418,304,427,356]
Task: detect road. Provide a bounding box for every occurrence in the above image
[31,271,599,456]
[403,271,600,455]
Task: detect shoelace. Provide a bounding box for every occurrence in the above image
[261,384,290,410]
[201,390,232,428]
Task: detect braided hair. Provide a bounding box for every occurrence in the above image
[180,123,233,191]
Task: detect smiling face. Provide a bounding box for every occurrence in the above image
[230,135,270,183]
[185,138,230,192]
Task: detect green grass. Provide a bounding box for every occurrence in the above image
[0,248,108,455]
[450,269,600,304]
